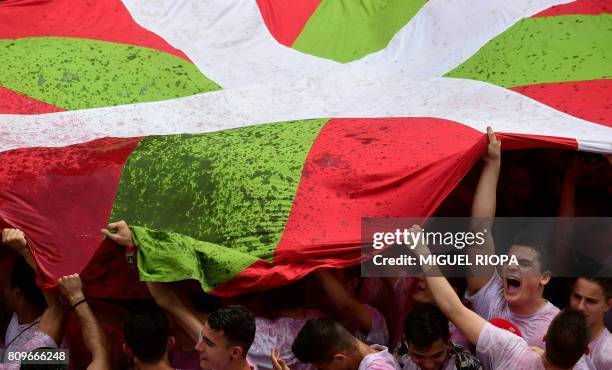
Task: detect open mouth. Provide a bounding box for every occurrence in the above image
[505,276,521,294]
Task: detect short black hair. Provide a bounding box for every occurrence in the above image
[10,256,46,311]
[207,305,255,355]
[579,277,612,299]
[124,305,170,364]
[545,308,589,368]
[404,303,449,350]
[292,318,357,364]
[510,231,552,272]
[19,347,68,370]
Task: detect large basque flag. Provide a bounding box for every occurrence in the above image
[0,0,610,297]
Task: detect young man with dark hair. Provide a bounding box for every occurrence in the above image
[571,277,612,370]
[102,220,258,370]
[397,304,480,370]
[409,224,589,370]
[290,317,399,370]
[123,305,177,369]
[465,128,559,349]
[1,229,109,370]
[1,229,46,361]
[199,306,257,370]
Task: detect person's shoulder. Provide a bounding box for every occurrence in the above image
[361,345,399,370]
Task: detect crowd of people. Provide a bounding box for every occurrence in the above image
[1,128,610,370]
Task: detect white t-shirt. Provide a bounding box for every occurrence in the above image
[359,345,400,370]
[476,323,544,370]
[356,305,389,346]
[400,353,458,370]
[465,272,559,348]
[249,312,320,370]
[0,330,57,369]
[2,313,41,362]
[574,327,612,370]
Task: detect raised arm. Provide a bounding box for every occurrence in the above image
[145,281,204,342]
[424,276,486,345]
[467,127,501,294]
[58,274,110,370]
[314,269,372,335]
[101,220,204,342]
[409,225,487,345]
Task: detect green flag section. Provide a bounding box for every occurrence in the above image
[445,14,612,88]
[292,0,427,63]
[0,37,220,110]
[111,119,328,290]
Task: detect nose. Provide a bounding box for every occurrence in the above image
[577,299,587,311]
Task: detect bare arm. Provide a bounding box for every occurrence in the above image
[425,276,486,345]
[58,274,110,370]
[35,289,69,347]
[101,220,204,342]
[467,127,500,294]
[314,269,372,335]
[146,281,204,342]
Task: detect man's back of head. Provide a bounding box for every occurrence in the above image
[124,305,173,365]
[8,256,46,313]
[292,317,357,366]
[545,308,589,369]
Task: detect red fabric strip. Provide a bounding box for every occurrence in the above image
[532,0,612,17]
[511,80,612,128]
[0,137,144,298]
[255,0,320,46]
[0,86,65,114]
[0,0,190,61]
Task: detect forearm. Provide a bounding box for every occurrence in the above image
[146,282,203,341]
[425,276,485,345]
[471,161,500,221]
[37,290,68,346]
[74,302,110,368]
[315,270,371,332]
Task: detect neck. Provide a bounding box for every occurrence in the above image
[353,340,376,369]
[134,354,173,370]
[16,305,41,325]
[589,320,605,343]
[509,297,546,316]
[226,357,252,370]
[135,361,173,370]
[541,352,569,370]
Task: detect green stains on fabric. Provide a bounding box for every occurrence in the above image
[446,15,612,88]
[111,119,329,290]
[0,37,220,110]
[292,0,427,63]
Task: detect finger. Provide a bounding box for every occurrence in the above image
[106,221,125,230]
[101,229,120,240]
[486,126,498,143]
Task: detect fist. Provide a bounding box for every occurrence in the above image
[101,220,134,248]
[2,228,27,252]
[58,274,84,306]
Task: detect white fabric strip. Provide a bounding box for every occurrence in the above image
[121,0,571,88]
[1,72,610,153]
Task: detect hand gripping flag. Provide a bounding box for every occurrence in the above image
[0,0,610,297]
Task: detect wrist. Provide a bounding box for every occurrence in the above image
[68,295,86,306]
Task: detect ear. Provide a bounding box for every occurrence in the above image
[333,353,347,362]
[167,336,176,352]
[606,298,612,311]
[123,343,134,357]
[540,271,551,286]
[230,345,244,360]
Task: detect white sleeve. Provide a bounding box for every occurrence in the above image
[464,270,505,320]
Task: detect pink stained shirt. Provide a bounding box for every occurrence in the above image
[465,271,559,348]
[476,323,544,370]
[573,327,612,370]
[359,345,401,370]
